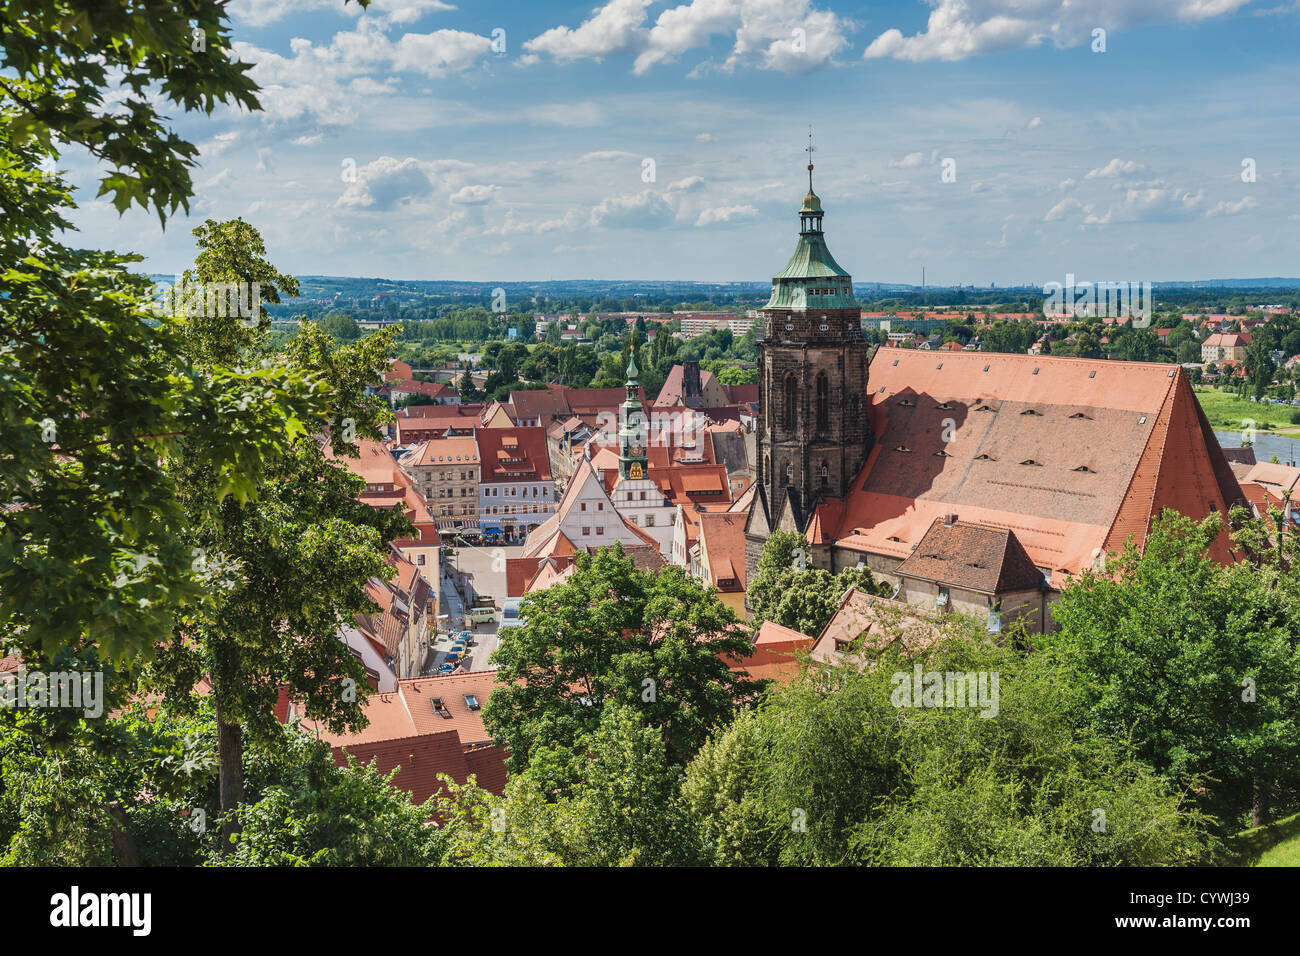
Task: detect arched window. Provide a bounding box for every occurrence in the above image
[815,373,829,432]
[820,461,829,484]
[783,374,797,430]
[784,460,793,484]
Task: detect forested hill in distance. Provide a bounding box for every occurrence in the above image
[149,275,1300,304]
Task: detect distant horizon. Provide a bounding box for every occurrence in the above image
[190,274,1300,293]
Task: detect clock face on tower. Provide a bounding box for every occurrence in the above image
[630,444,643,458]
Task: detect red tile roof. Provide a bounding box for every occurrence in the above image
[832,351,1242,579]
[474,426,552,483]
[896,517,1045,593]
[697,512,749,591]
[725,620,811,683]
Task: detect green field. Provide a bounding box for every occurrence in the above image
[1225,812,1300,866]
[1193,387,1300,436]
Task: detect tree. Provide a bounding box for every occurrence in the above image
[148,219,406,848]
[216,725,446,867]
[1075,328,1103,359]
[716,366,758,386]
[456,366,480,402]
[1243,337,1277,401]
[747,531,889,636]
[1,2,330,666]
[436,704,701,866]
[484,545,760,780]
[319,313,362,342]
[1046,511,1300,831]
[683,631,1214,866]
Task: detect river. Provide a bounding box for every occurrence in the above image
[1214,429,1300,467]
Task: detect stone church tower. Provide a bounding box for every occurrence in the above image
[745,151,872,582]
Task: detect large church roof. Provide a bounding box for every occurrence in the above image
[827,350,1243,580]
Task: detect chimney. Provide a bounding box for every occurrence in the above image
[682,361,702,408]
[943,513,958,528]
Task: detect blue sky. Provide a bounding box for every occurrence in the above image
[61,0,1300,285]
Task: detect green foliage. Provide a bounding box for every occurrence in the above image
[747,531,890,637]
[0,704,213,866]
[684,636,1214,866]
[485,545,760,779]
[1046,511,1300,832]
[0,8,333,666]
[435,704,701,866]
[318,313,362,342]
[216,730,445,867]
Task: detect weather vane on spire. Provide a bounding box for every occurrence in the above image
[805,125,815,191]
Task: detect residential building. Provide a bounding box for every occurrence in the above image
[1202,331,1252,362]
[475,426,555,539]
[400,436,481,530]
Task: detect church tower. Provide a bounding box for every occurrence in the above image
[747,140,872,559]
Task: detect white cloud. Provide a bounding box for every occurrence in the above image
[863,0,1251,62]
[202,131,242,158]
[525,0,851,75]
[1084,187,1205,226]
[526,0,653,64]
[230,20,492,129]
[336,156,434,210]
[696,132,717,143]
[1208,195,1258,216]
[590,190,677,229]
[1085,158,1144,179]
[229,0,456,29]
[668,175,706,192]
[889,151,926,168]
[449,184,501,205]
[1044,197,1088,222]
[1026,116,1043,129]
[578,150,640,162]
[696,204,757,226]
[199,168,235,191]
[527,102,607,127]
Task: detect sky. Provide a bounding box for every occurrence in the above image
[57,0,1300,286]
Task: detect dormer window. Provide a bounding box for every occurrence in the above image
[1020,409,1041,416]
[1073,465,1095,473]
[893,445,911,453]
[896,399,915,407]
[1069,412,1091,420]
[975,453,996,461]
[1020,459,1042,466]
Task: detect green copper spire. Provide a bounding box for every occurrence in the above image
[626,352,639,382]
[764,137,855,311]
